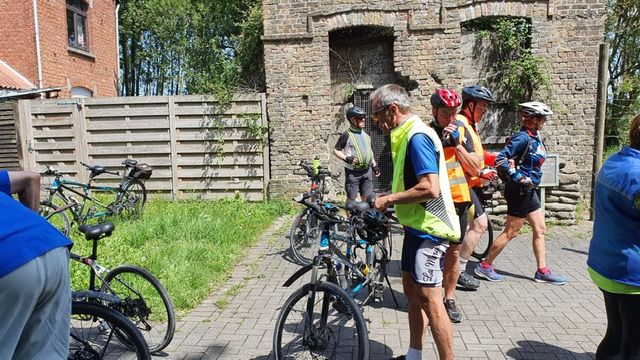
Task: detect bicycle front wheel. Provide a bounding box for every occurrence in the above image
[39,202,71,236]
[472,216,494,260]
[101,265,175,353]
[70,301,151,360]
[115,179,147,218]
[289,208,321,266]
[273,281,369,360]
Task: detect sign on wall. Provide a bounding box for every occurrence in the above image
[539,154,559,187]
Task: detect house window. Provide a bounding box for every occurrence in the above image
[71,86,92,98]
[67,0,89,50]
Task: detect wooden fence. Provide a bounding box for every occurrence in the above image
[0,102,20,170]
[13,94,269,201]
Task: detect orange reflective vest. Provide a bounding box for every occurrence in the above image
[443,121,471,204]
[456,114,485,188]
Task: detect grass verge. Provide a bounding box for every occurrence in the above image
[68,198,293,315]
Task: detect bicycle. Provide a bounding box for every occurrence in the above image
[70,221,176,354]
[471,179,500,260]
[289,160,340,265]
[274,195,370,359]
[70,291,151,360]
[39,160,151,235]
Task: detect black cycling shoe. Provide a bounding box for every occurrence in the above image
[389,356,405,360]
[457,272,480,290]
[444,298,463,323]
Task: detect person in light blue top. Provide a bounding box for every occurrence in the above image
[0,181,73,359]
[587,112,640,360]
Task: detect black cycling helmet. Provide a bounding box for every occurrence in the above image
[518,101,553,117]
[345,106,366,121]
[356,209,388,243]
[462,85,496,103]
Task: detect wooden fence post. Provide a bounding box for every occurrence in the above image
[15,100,35,171]
[74,99,90,183]
[168,97,179,200]
[261,93,270,200]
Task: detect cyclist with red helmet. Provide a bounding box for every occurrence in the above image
[474,101,566,285]
[455,85,498,290]
[429,88,478,323]
[333,105,381,201]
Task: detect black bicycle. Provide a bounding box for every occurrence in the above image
[71,222,176,354]
[70,292,151,360]
[39,160,151,235]
[471,180,499,260]
[289,160,339,265]
[274,196,370,359]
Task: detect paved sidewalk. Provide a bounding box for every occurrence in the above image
[153,217,604,359]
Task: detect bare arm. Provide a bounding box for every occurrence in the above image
[333,148,347,162]
[375,173,440,210]
[455,144,482,177]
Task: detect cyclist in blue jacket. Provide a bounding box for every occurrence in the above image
[0,181,72,359]
[587,113,640,359]
[474,101,566,285]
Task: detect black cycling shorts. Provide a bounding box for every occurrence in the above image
[469,187,485,218]
[453,202,471,244]
[344,167,373,200]
[504,181,541,218]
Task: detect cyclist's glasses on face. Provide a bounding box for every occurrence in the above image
[370,104,391,122]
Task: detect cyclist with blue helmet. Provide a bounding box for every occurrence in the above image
[333,105,381,200]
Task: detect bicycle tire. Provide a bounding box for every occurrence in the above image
[70,300,151,360]
[101,265,175,354]
[273,281,369,360]
[114,179,147,218]
[289,208,321,266]
[471,216,494,260]
[39,202,72,236]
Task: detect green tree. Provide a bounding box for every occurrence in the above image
[606,0,640,147]
[118,0,265,96]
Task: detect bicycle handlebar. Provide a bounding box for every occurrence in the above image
[295,160,340,180]
[80,162,121,176]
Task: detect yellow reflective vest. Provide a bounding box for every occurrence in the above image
[390,116,461,241]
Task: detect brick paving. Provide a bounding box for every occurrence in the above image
[150,216,604,359]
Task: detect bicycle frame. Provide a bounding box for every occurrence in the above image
[44,169,132,224]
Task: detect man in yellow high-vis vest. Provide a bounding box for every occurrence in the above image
[371,84,459,360]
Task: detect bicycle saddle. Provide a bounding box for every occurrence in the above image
[122,159,138,167]
[345,200,370,214]
[88,165,106,177]
[79,222,115,241]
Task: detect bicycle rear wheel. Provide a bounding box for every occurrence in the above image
[114,179,146,219]
[101,265,175,354]
[472,216,494,260]
[290,208,321,266]
[70,301,151,360]
[39,202,71,236]
[273,281,369,360]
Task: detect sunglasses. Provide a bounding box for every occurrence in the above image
[370,104,391,122]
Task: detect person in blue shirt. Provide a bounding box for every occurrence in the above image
[587,113,640,360]
[371,84,460,360]
[0,184,73,359]
[474,101,566,285]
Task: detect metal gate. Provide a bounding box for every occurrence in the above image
[354,90,392,192]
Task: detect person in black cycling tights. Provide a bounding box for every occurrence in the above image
[587,113,640,360]
[474,101,566,285]
[455,85,498,291]
[333,105,381,200]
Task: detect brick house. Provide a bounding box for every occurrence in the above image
[0,0,119,98]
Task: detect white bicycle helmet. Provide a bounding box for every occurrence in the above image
[519,101,553,117]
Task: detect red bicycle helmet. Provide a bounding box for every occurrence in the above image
[431,88,461,108]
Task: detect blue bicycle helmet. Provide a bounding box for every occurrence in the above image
[345,106,366,121]
[462,85,496,103]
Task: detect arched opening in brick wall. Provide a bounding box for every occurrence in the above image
[329,25,395,191]
[460,16,533,147]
